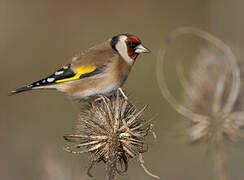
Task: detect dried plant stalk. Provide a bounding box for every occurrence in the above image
[157,27,244,180]
[214,142,227,180]
[106,136,119,180]
[64,89,159,180]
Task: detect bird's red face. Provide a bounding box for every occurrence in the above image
[110,34,150,64]
[125,36,150,60]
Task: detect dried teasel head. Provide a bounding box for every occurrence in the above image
[183,48,244,144]
[63,89,159,179]
[157,27,244,145]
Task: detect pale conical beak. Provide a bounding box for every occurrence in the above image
[134,44,151,53]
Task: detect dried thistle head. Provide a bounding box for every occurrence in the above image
[63,89,159,179]
[157,27,244,145]
[183,48,244,144]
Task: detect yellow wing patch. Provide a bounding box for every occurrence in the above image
[56,66,96,83]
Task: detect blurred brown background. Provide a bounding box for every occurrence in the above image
[1,0,244,179]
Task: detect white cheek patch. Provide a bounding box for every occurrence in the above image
[115,36,134,65]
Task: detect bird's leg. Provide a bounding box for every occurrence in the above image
[118,88,128,100]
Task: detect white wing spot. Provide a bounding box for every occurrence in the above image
[42,80,46,83]
[36,83,40,86]
[55,71,64,75]
[63,66,68,69]
[27,85,33,88]
[47,78,55,82]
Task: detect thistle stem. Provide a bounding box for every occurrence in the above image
[214,143,227,180]
[106,137,119,180]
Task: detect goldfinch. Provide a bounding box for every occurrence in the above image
[10,33,150,101]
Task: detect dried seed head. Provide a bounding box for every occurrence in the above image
[157,27,244,145]
[184,49,244,144]
[63,89,159,179]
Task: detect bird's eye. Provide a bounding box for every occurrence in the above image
[127,41,137,49]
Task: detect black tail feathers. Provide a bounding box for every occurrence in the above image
[9,76,57,96]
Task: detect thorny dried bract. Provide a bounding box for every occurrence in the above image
[63,89,160,179]
[156,27,244,145]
